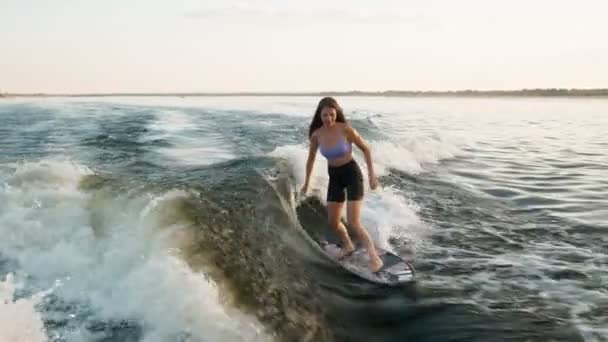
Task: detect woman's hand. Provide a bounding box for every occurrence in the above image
[300,182,309,195]
[302,134,318,198]
[369,174,379,190]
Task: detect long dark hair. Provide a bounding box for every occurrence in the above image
[308,97,347,138]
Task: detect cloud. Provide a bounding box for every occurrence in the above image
[184,2,421,24]
[319,9,420,23]
[184,1,283,19]
[185,4,278,19]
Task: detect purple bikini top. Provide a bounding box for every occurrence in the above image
[320,136,352,159]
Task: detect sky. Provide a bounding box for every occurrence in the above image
[1,0,607,93]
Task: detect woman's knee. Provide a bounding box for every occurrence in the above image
[328,219,341,230]
[346,219,361,230]
[327,212,342,230]
[347,210,361,229]
[327,201,345,229]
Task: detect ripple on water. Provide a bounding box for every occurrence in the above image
[481,187,522,198]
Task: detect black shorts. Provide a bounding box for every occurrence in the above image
[327,159,365,202]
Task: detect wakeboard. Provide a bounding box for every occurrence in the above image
[319,239,415,285]
[296,197,415,285]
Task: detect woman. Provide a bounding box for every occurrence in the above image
[300,97,383,272]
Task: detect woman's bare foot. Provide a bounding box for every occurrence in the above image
[338,243,355,260]
[369,255,384,273]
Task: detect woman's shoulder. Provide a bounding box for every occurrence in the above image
[338,122,356,137]
[310,127,322,141]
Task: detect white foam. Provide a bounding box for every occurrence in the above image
[360,187,425,252]
[145,109,235,166]
[148,109,196,133]
[0,159,95,282]
[158,145,236,166]
[6,158,93,189]
[368,136,462,175]
[55,96,317,118]
[269,143,328,195]
[0,274,48,342]
[0,158,271,342]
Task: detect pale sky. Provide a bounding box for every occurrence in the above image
[1,0,607,93]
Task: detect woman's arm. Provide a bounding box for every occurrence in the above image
[302,132,319,193]
[345,124,379,189]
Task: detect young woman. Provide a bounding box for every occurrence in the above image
[301,97,383,272]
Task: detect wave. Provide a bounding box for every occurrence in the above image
[0,154,588,341]
[0,158,271,342]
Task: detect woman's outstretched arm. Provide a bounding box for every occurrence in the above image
[302,133,319,193]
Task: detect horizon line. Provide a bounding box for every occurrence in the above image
[2,88,608,97]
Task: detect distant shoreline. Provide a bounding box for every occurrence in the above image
[2,88,608,98]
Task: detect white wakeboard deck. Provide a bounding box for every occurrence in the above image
[322,242,415,285]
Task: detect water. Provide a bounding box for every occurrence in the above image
[0,96,606,341]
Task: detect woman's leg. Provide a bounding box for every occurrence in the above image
[342,160,383,271]
[327,201,354,256]
[347,200,383,272]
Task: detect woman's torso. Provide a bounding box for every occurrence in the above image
[317,123,353,167]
